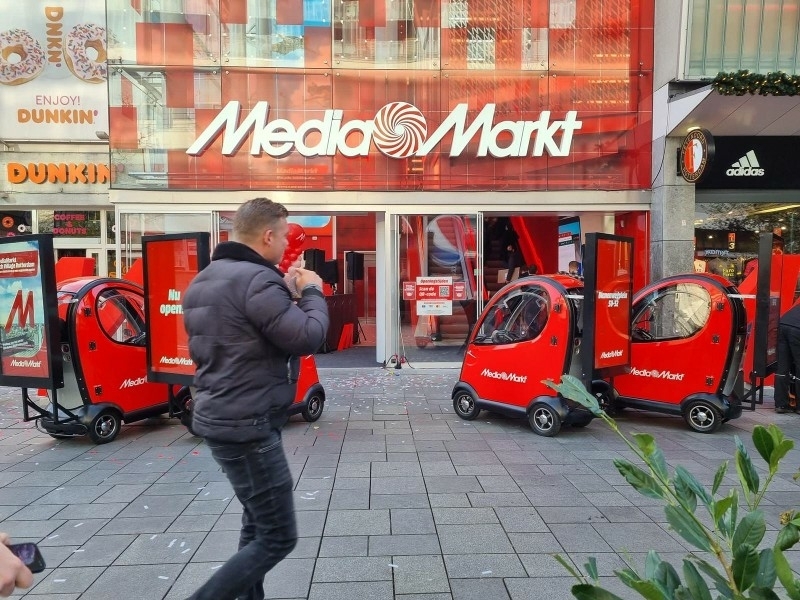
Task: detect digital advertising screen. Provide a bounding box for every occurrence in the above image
[558,217,582,274]
[142,233,210,385]
[581,233,634,380]
[0,235,62,388]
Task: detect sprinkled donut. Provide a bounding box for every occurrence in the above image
[0,29,45,86]
[64,24,107,84]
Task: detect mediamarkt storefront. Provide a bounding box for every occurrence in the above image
[106,0,654,366]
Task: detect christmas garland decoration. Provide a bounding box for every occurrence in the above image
[712,70,800,96]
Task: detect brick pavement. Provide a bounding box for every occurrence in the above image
[0,368,797,599]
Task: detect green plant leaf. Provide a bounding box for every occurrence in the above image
[632,433,669,481]
[614,459,665,499]
[693,557,735,599]
[665,505,712,551]
[585,556,598,580]
[673,588,694,600]
[644,550,661,580]
[733,511,766,551]
[654,561,681,597]
[732,543,760,591]
[712,461,728,496]
[773,548,800,600]
[751,425,775,466]
[674,472,698,513]
[746,588,783,600]
[776,523,800,551]
[616,570,670,600]
[554,554,584,581]
[713,496,734,532]
[735,436,760,497]
[754,548,777,588]
[544,375,602,415]
[633,432,656,455]
[571,584,627,600]
[682,560,712,600]
[769,439,794,474]
[725,489,739,540]
[675,466,713,508]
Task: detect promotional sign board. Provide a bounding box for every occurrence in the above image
[557,217,582,274]
[142,233,210,385]
[752,232,781,377]
[0,1,109,141]
[0,235,62,388]
[404,276,463,316]
[581,233,634,380]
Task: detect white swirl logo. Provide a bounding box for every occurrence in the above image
[372,102,427,158]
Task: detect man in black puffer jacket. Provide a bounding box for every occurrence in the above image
[183,198,328,600]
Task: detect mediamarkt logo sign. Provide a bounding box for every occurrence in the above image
[481,368,528,383]
[630,367,685,381]
[186,101,583,159]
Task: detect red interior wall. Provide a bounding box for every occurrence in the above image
[336,214,377,317]
[615,211,650,291]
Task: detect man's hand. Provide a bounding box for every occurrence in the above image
[0,534,33,597]
[290,267,323,292]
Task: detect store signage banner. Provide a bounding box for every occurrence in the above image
[581,233,634,379]
[142,233,210,386]
[695,137,800,189]
[0,1,109,142]
[0,235,62,388]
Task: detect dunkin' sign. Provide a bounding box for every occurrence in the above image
[187,101,583,159]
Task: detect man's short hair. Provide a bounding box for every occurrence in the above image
[233,197,288,241]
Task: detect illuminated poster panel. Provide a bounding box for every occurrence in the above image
[581,233,634,380]
[0,235,62,388]
[142,233,210,385]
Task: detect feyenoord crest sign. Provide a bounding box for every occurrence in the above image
[679,128,714,183]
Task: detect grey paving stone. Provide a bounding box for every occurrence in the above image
[519,553,576,577]
[38,519,106,547]
[592,522,687,553]
[333,477,371,490]
[318,536,369,557]
[424,476,482,494]
[396,595,452,600]
[392,554,450,594]
[297,510,327,538]
[429,493,471,508]
[520,486,594,507]
[444,553,526,578]
[371,461,423,477]
[97,516,174,535]
[504,576,577,600]
[54,502,127,520]
[450,578,510,600]
[61,534,136,567]
[371,494,430,509]
[507,532,563,554]
[161,561,216,599]
[324,510,390,536]
[432,508,498,525]
[263,557,316,598]
[0,486,50,505]
[307,581,394,600]
[455,464,512,476]
[467,492,531,507]
[192,530,238,562]
[169,514,223,532]
[288,536,321,559]
[27,566,106,595]
[567,552,629,577]
[391,508,436,534]
[329,488,369,509]
[36,485,112,505]
[371,476,427,494]
[535,506,609,524]
[0,519,64,540]
[437,524,513,555]
[9,471,76,487]
[334,463,371,478]
[113,531,207,564]
[181,499,231,516]
[116,494,195,518]
[78,563,184,600]
[312,556,393,582]
[369,534,442,556]
[494,507,549,533]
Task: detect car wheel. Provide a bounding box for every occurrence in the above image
[453,391,480,420]
[593,388,618,416]
[684,400,722,433]
[88,409,121,444]
[302,393,325,422]
[528,404,561,437]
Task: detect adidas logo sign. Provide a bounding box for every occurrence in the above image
[726,150,764,176]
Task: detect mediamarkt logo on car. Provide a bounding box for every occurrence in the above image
[120,377,147,389]
[481,368,527,383]
[629,367,685,381]
[600,349,623,359]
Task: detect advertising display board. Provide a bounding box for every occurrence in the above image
[557,217,582,274]
[0,1,109,142]
[581,233,634,381]
[142,233,210,385]
[0,235,62,388]
[752,232,781,377]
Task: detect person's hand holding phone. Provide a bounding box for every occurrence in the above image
[0,533,34,597]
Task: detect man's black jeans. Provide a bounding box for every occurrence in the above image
[775,323,800,410]
[187,431,297,600]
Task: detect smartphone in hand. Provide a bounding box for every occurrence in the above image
[7,543,45,573]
